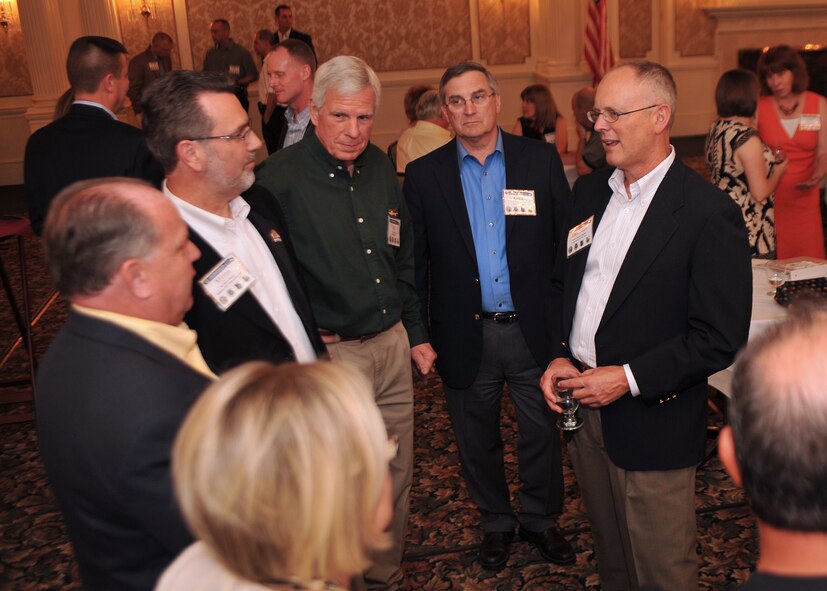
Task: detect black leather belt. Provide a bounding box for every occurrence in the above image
[319,328,382,343]
[481,311,518,323]
[573,358,594,371]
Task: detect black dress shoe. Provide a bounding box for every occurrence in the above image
[519,526,576,565]
[479,531,514,570]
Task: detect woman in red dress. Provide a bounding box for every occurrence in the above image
[757,45,827,258]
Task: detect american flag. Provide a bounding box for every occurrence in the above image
[584,0,615,85]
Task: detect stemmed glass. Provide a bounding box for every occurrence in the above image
[765,263,787,297]
[555,378,583,432]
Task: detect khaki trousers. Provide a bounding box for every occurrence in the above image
[327,322,413,591]
[568,407,698,591]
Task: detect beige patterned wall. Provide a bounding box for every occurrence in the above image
[185,0,474,72]
[479,0,531,66]
[674,0,714,57]
[618,0,651,59]
[0,2,33,97]
[116,0,182,69]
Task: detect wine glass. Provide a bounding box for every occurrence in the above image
[765,263,787,297]
[555,379,583,432]
[771,145,786,164]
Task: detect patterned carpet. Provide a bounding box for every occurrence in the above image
[0,226,758,590]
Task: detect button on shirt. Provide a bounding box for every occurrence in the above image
[163,183,317,363]
[283,106,310,149]
[569,147,676,395]
[458,130,514,312]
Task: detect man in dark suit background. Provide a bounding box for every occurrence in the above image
[540,61,752,591]
[24,36,163,234]
[37,178,211,591]
[273,4,314,55]
[264,38,316,153]
[141,71,326,373]
[127,31,174,116]
[403,61,574,570]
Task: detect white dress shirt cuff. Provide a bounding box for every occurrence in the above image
[623,363,641,397]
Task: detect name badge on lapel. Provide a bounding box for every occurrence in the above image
[502,189,536,216]
[800,114,821,132]
[199,254,255,311]
[228,64,241,76]
[567,215,594,258]
[387,210,401,247]
[148,61,160,72]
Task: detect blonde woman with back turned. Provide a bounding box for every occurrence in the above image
[156,361,394,591]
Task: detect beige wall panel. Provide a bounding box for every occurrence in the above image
[674,0,714,57]
[479,0,531,66]
[185,0,473,73]
[618,0,651,58]
[0,3,33,97]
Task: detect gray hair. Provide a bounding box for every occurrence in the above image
[312,55,381,110]
[141,70,237,172]
[730,301,827,531]
[438,61,499,104]
[415,90,442,121]
[611,60,677,128]
[43,178,157,298]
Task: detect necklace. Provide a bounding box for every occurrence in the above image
[777,100,799,116]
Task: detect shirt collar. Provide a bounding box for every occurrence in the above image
[306,127,369,173]
[607,145,676,205]
[456,128,503,167]
[163,179,251,227]
[285,105,311,125]
[73,100,117,120]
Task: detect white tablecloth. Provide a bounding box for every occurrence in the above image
[707,260,787,397]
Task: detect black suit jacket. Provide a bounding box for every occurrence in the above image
[272,28,315,55]
[36,311,210,591]
[275,120,315,152]
[184,185,326,373]
[551,159,752,470]
[404,132,570,389]
[23,103,163,233]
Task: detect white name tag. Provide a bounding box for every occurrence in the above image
[800,114,821,132]
[228,64,240,76]
[567,215,594,258]
[387,215,401,247]
[502,189,536,216]
[148,61,160,72]
[199,254,255,311]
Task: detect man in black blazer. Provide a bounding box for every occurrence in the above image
[403,62,574,570]
[37,178,211,591]
[142,71,325,373]
[272,4,315,56]
[24,36,163,234]
[540,61,752,591]
[264,39,317,153]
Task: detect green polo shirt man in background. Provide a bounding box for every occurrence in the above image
[255,55,437,591]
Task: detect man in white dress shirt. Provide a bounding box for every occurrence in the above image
[141,70,326,373]
[540,61,751,591]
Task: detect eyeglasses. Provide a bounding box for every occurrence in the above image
[187,125,254,143]
[587,104,659,124]
[445,92,496,112]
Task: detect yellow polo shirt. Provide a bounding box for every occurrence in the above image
[73,305,217,380]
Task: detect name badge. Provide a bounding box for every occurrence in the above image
[567,215,594,258]
[502,189,536,216]
[199,254,255,311]
[800,114,821,132]
[148,61,160,72]
[387,215,401,247]
[228,64,241,76]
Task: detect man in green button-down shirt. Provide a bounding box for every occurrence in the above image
[255,55,436,591]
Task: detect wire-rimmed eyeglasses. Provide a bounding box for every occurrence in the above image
[186,124,255,142]
[445,92,496,112]
[587,104,659,124]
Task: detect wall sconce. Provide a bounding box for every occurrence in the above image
[0,0,15,33]
[128,0,158,22]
